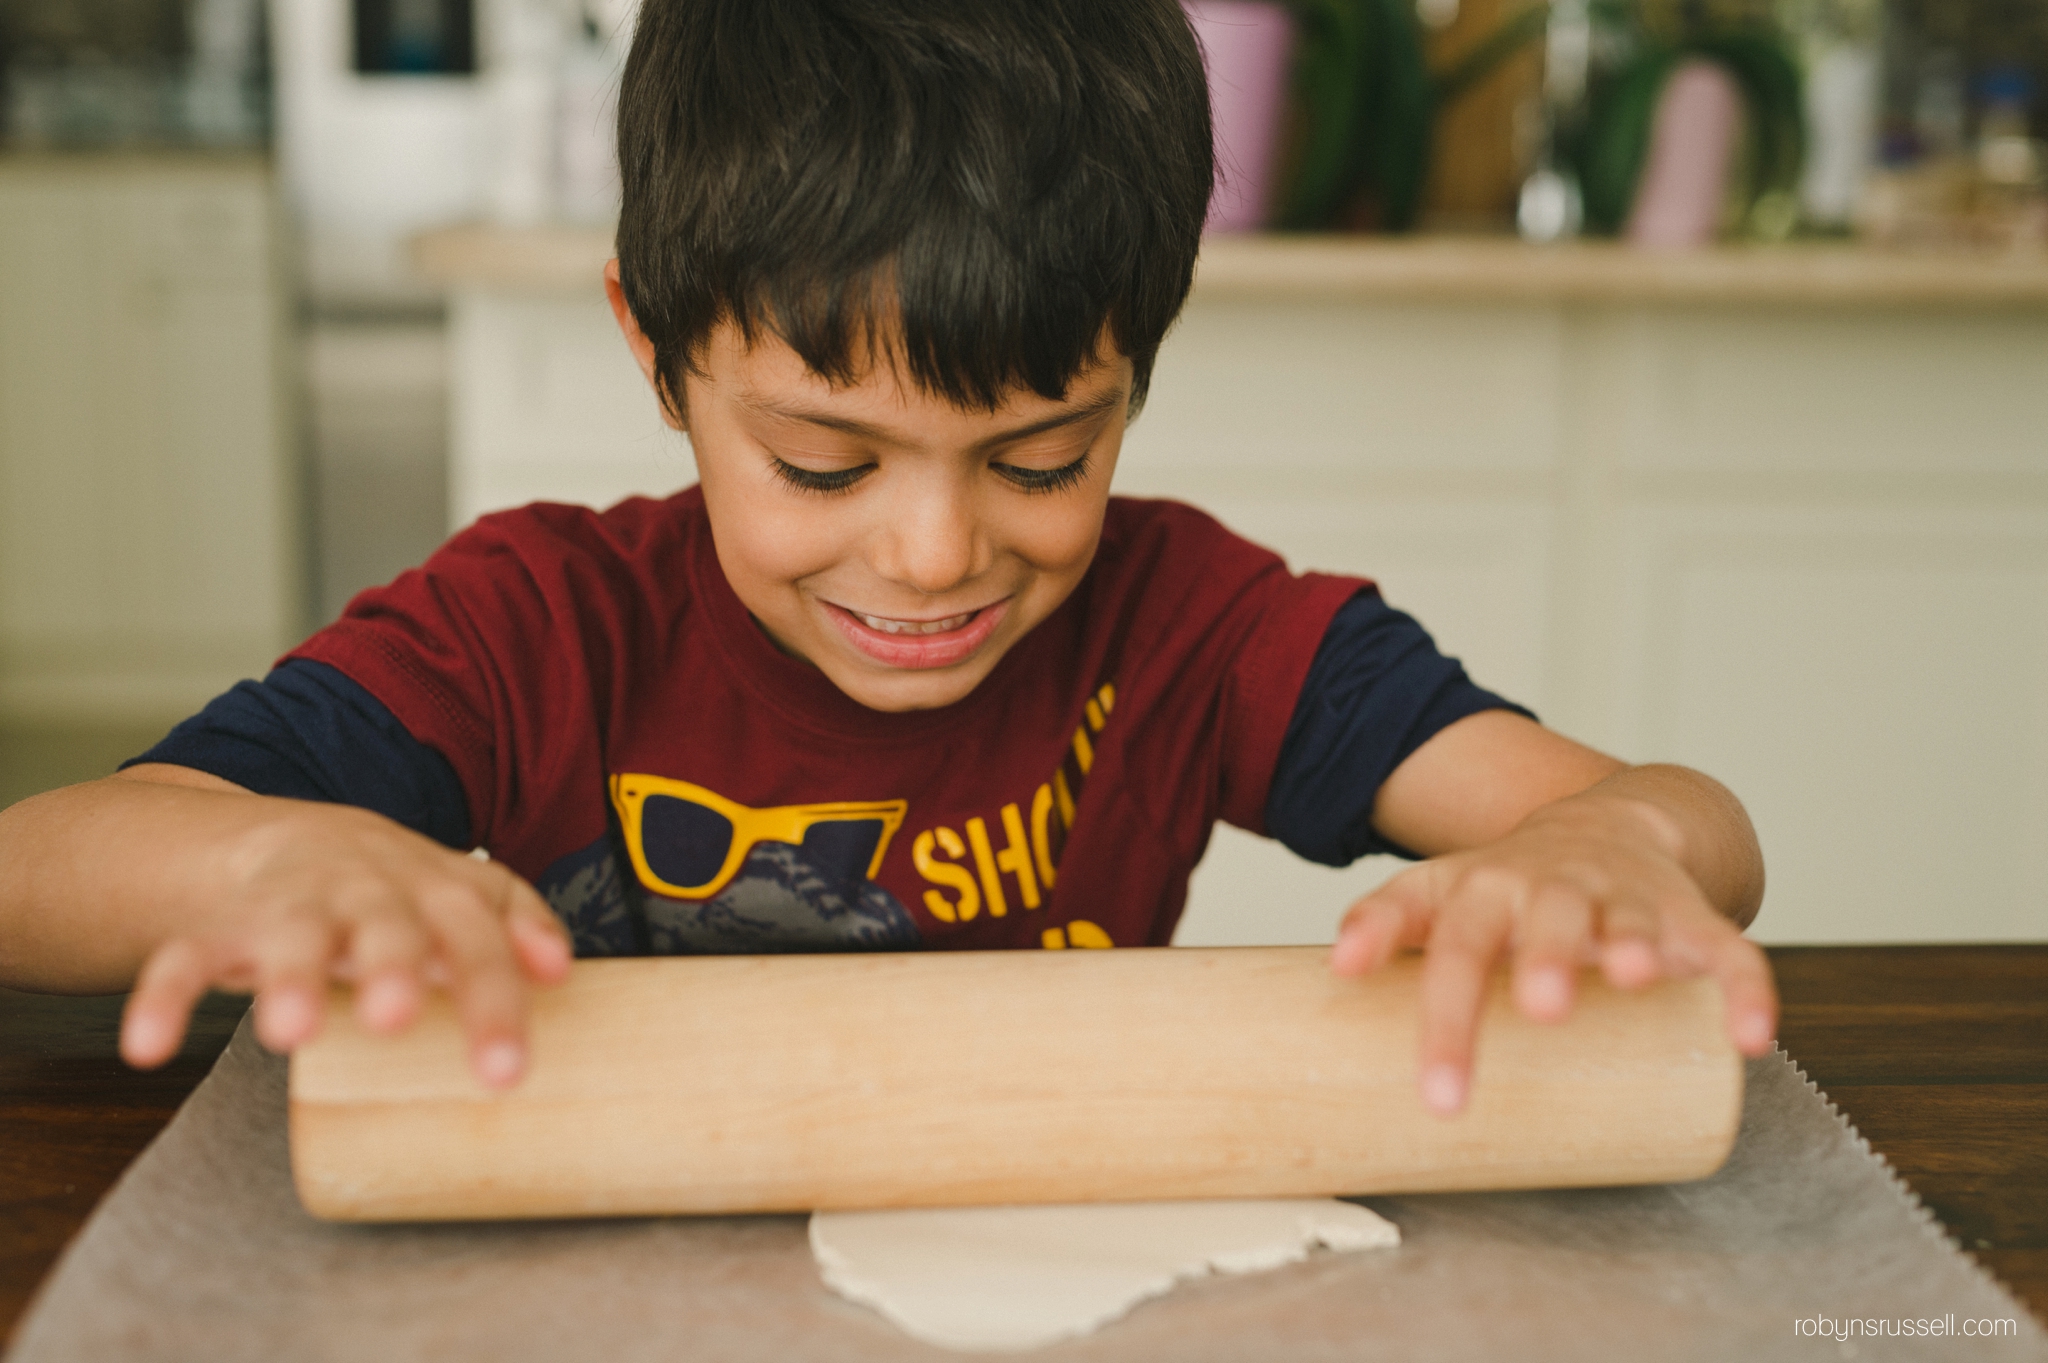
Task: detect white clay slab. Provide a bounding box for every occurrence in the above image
[809,1198,1400,1352]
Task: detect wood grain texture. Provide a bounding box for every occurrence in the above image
[0,988,244,1350]
[1771,945,2048,1321]
[288,948,1740,1222]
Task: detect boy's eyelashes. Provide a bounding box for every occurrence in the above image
[768,453,1091,497]
[771,459,872,495]
[991,452,1090,493]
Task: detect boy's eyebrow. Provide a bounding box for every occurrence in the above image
[737,386,1126,448]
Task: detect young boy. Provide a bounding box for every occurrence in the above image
[0,0,1774,1118]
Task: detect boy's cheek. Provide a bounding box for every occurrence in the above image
[737,508,848,585]
[697,468,845,586]
[1006,493,1112,583]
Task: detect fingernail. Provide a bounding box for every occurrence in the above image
[1421,1064,1466,1115]
[265,989,314,1040]
[360,975,413,1027]
[477,1041,524,1088]
[1608,939,1659,983]
[1523,968,1569,1015]
[124,1014,168,1059]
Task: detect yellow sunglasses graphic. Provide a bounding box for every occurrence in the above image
[609,774,908,902]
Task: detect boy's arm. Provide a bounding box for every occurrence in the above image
[0,766,569,1086]
[1331,709,1775,1115]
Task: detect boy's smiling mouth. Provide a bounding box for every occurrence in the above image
[821,598,1012,671]
[850,608,977,636]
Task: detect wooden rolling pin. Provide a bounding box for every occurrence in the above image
[289,946,1743,1222]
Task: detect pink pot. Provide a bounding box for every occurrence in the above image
[1184,1,1297,234]
[1627,60,1745,250]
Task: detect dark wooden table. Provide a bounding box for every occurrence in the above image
[4,945,2044,1351]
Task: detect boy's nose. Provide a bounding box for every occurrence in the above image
[869,483,987,594]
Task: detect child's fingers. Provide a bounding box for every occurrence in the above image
[122,937,220,1068]
[1713,937,1778,1055]
[1416,902,1513,1116]
[344,909,431,1034]
[418,882,533,1089]
[1331,870,1433,975]
[1666,916,1779,1055]
[249,909,340,1053]
[1511,884,1593,1022]
[1595,893,1668,990]
[503,880,574,983]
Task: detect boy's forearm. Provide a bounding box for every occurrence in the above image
[1547,763,1766,929]
[0,774,291,992]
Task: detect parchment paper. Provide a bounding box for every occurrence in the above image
[13,1012,2045,1363]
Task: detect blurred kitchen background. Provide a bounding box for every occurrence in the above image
[0,0,2044,945]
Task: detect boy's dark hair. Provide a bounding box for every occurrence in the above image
[615,0,1213,415]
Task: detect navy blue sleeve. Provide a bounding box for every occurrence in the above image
[1265,590,1536,865]
[122,658,472,850]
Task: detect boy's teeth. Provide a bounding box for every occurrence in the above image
[854,609,975,636]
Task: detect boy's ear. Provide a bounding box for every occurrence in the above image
[604,259,687,431]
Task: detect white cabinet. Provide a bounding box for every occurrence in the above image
[0,157,299,725]
[447,290,680,524]
[1121,300,1566,475]
[425,232,2048,944]
[1605,504,2048,944]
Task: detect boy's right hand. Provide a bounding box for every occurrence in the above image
[115,769,572,1089]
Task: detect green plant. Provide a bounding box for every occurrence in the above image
[1579,25,1805,233]
[1271,0,1805,236]
[1274,0,1435,231]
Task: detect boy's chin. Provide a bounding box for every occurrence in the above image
[826,658,1000,713]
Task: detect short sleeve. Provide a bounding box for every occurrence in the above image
[122,658,472,849]
[282,501,654,851]
[1264,589,1535,864]
[1209,577,1370,836]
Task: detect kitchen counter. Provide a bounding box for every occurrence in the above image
[412,222,2048,307]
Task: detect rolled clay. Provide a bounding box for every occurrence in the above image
[809,1199,1400,1352]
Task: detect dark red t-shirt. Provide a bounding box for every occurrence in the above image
[290,489,1365,954]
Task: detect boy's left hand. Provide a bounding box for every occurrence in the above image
[1326,717,1778,1117]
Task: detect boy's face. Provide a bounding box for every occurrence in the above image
[607,265,1129,713]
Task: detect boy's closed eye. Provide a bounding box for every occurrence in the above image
[739,384,1120,495]
[768,451,1093,496]
[761,407,1103,496]
[769,456,874,495]
[990,450,1091,493]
